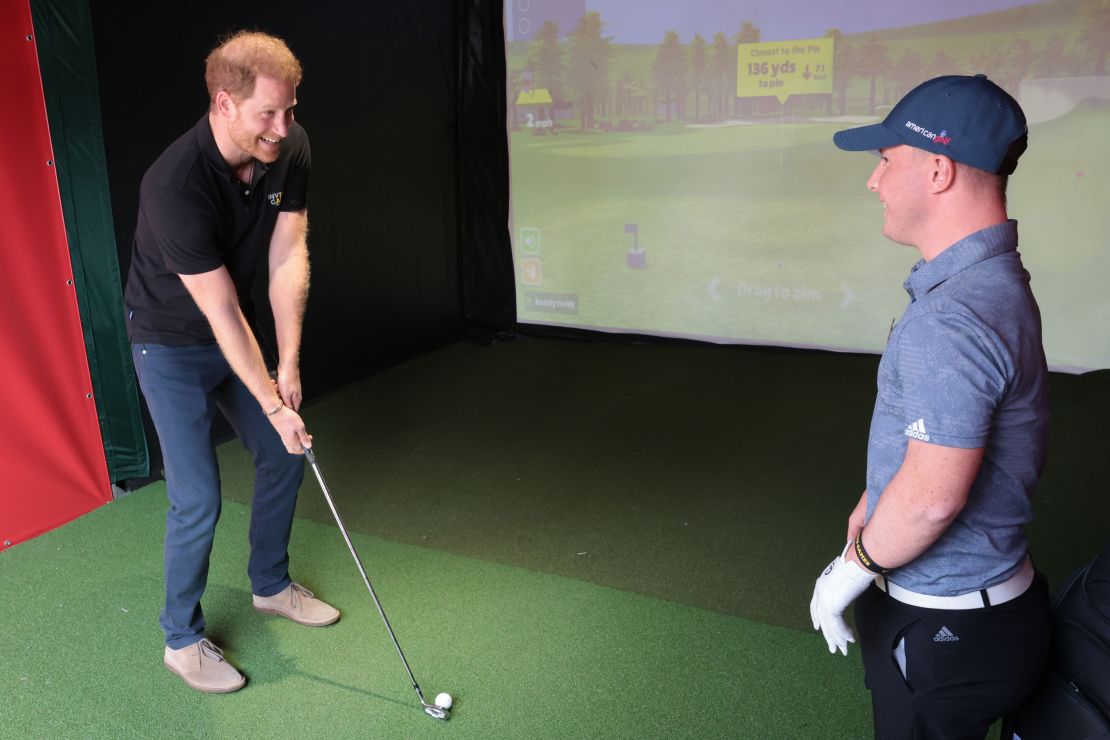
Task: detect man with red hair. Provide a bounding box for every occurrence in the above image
[125,31,338,693]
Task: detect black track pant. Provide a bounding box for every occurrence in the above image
[854,573,1050,740]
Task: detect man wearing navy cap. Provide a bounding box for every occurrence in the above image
[809,75,1051,737]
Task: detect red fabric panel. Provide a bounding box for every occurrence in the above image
[0,0,112,551]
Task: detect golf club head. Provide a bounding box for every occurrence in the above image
[423,703,450,720]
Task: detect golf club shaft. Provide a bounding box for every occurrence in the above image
[303,447,425,702]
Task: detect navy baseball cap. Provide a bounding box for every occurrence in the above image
[833,74,1027,175]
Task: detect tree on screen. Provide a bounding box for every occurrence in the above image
[825,28,854,115]
[854,36,890,115]
[1079,0,1110,75]
[568,11,613,130]
[526,21,565,103]
[691,35,707,120]
[1034,34,1083,78]
[734,21,761,117]
[614,70,633,116]
[712,32,732,118]
[999,37,1036,94]
[654,31,688,122]
[969,45,996,79]
[930,49,960,78]
[890,50,923,101]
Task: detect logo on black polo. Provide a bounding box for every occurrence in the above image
[268,191,283,206]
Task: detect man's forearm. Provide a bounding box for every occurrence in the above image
[268,209,310,371]
[269,239,309,369]
[179,267,283,412]
[846,440,983,571]
[851,473,957,571]
[208,304,283,410]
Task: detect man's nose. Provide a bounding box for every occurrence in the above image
[866,164,881,192]
[271,113,290,138]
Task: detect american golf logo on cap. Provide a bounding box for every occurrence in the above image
[904,120,952,146]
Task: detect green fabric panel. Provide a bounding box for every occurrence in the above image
[30,0,148,482]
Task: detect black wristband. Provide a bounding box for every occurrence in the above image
[854,530,891,574]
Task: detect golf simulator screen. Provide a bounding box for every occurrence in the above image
[505,0,1110,372]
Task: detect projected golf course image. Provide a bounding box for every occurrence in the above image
[508,0,1110,371]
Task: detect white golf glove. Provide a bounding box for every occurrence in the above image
[809,541,876,656]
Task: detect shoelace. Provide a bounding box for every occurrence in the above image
[289,582,315,608]
[196,639,227,666]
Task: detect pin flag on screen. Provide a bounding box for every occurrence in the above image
[625,223,639,250]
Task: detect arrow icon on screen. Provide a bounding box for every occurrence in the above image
[708,276,721,301]
[840,283,855,309]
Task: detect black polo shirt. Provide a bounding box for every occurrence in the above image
[124,115,310,345]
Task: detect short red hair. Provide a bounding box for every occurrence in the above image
[205,31,302,107]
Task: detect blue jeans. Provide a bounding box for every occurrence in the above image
[132,343,304,649]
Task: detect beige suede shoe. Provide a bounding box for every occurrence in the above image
[164,639,246,693]
[253,583,340,626]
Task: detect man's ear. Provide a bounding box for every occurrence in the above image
[928,154,956,194]
[214,90,235,118]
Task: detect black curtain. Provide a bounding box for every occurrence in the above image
[458,0,515,340]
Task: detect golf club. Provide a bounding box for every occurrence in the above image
[303,445,451,721]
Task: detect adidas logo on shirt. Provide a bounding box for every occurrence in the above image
[904,418,930,442]
[933,626,960,642]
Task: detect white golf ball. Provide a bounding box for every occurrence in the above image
[435,692,453,709]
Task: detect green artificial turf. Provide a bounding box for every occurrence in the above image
[4,337,1106,738]
[221,339,1110,633]
[1,483,871,739]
